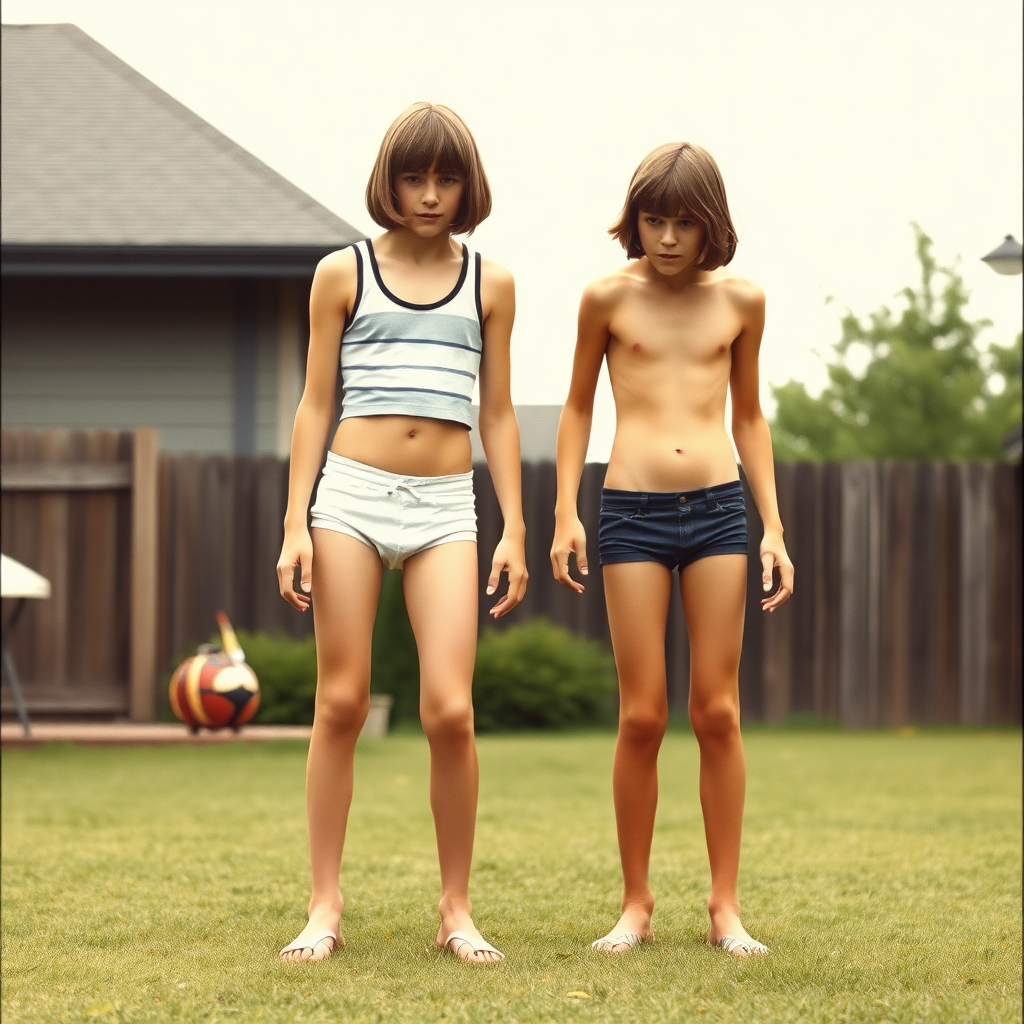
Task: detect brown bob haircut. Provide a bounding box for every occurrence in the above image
[365,103,492,235]
[610,143,737,268]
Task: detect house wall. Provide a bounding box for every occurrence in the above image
[1,276,289,454]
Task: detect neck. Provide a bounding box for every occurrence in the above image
[377,227,460,264]
[641,256,704,291]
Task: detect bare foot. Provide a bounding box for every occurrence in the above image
[707,904,768,957]
[280,898,344,963]
[436,912,503,964]
[591,903,655,953]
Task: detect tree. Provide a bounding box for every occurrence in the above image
[770,226,1022,461]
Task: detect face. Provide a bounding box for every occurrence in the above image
[637,210,705,275]
[393,166,464,235]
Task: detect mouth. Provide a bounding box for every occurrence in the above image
[416,213,442,221]
[657,253,680,260]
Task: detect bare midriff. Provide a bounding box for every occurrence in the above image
[603,279,741,493]
[331,415,472,477]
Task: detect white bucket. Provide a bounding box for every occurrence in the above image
[360,694,393,739]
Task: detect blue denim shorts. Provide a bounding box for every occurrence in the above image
[598,480,748,571]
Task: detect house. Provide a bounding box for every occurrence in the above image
[1,23,363,455]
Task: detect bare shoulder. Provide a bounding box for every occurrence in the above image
[581,264,636,311]
[480,256,515,296]
[712,271,765,316]
[314,245,360,288]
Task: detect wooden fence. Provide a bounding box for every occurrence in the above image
[1,428,157,719]
[2,431,1020,726]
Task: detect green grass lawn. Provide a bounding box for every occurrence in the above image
[2,730,1020,1023]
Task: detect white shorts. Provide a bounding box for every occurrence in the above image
[309,452,477,569]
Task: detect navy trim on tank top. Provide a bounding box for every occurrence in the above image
[344,385,472,402]
[342,337,481,353]
[343,244,364,330]
[366,239,469,311]
[474,252,484,328]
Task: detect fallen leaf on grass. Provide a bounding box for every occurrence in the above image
[565,991,591,999]
[86,1004,114,1017]
[555,952,575,960]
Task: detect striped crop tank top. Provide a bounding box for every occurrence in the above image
[339,239,483,428]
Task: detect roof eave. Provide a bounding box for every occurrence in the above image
[0,243,361,278]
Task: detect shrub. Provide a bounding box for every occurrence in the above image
[472,618,617,732]
[236,630,317,724]
[370,569,420,721]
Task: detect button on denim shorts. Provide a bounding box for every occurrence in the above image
[598,479,748,571]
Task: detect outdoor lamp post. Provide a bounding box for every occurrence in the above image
[981,235,1023,275]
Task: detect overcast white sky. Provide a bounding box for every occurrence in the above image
[5,0,1022,459]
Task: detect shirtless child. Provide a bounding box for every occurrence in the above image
[551,143,793,957]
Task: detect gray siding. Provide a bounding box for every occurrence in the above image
[1,277,282,454]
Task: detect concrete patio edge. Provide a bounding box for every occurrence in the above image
[1,722,312,748]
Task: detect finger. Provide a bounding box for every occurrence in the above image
[486,559,504,596]
[760,552,774,592]
[761,581,792,612]
[298,549,313,594]
[555,565,584,594]
[576,545,589,577]
[781,563,795,596]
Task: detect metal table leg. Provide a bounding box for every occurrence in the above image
[2,598,31,737]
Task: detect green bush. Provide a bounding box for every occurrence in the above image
[236,630,317,724]
[370,569,420,721]
[472,618,617,732]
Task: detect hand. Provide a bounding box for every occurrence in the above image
[277,527,313,611]
[550,516,588,593]
[760,530,794,612]
[487,535,528,618]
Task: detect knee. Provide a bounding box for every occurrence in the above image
[314,683,369,737]
[619,703,668,747]
[421,698,475,744]
[689,696,740,745]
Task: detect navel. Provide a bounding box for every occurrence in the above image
[632,343,641,352]
[408,429,419,440]
[675,448,684,455]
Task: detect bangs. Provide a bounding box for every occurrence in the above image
[635,170,698,220]
[390,109,471,177]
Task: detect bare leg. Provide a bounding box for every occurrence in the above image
[281,530,383,961]
[596,561,673,951]
[680,554,764,955]
[402,540,502,963]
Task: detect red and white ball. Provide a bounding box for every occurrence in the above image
[168,653,260,730]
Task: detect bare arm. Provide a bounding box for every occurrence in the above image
[477,260,528,618]
[550,283,612,592]
[729,284,794,611]
[276,249,356,610]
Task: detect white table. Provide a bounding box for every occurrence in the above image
[1,554,51,737]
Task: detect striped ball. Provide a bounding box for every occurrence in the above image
[168,653,260,730]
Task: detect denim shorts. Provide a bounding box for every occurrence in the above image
[598,479,748,571]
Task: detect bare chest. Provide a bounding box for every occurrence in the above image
[607,287,741,369]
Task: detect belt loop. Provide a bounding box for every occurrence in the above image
[639,493,649,517]
[704,487,715,506]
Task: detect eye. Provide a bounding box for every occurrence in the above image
[402,174,423,184]
[439,175,459,185]
[645,216,662,225]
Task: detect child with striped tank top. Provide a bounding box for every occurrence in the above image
[277,103,526,964]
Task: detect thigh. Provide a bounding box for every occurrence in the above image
[311,528,383,683]
[679,554,747,701]
[402,540,479,708]
[603,561,674,710]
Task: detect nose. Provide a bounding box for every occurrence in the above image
[423,184,439,206]
[661,227,678,246]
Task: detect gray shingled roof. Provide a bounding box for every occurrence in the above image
[1,23,363,256]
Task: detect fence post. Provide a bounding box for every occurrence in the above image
[959,463,990,724]
[130,427,159,721]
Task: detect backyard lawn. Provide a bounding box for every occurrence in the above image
[1,729,1020,1023]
